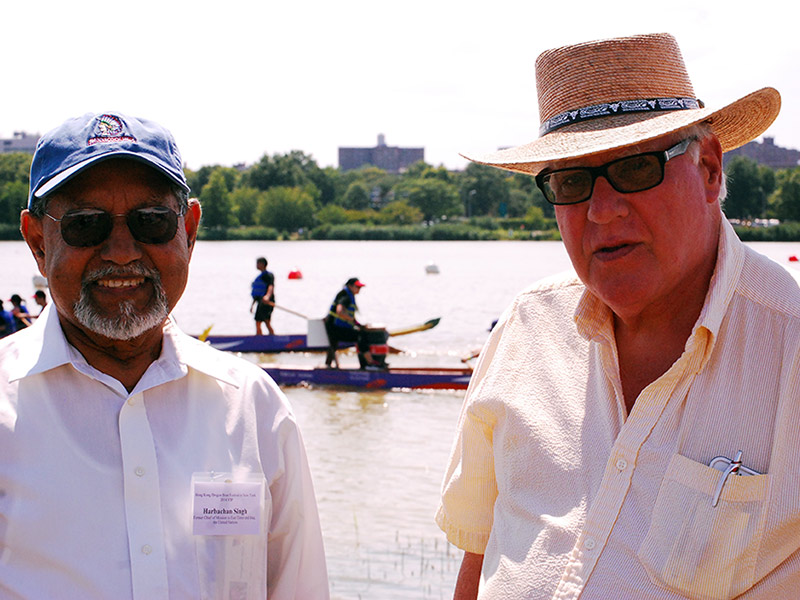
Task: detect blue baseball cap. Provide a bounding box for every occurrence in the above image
[28,112,190,208]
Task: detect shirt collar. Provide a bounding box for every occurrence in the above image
[8,303,72,381]
[574,218,744,364]
[8,303,240,390]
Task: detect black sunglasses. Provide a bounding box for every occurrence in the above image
[44,205,186,247]
[535,137,696,205]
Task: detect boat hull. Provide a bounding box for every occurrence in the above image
[201,334,350,353]
[262,365,472,390]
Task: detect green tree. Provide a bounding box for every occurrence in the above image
[243,150,325,201]
[316,204,350,225]
[377,200,424,225]
[511,172,554,218]
[199,170,235,228]
[723,156,773,220]
[0,153,31,186]
[230,186,263,226]
[402,161,452,183]
[769,167,800,222]
[337,166,397,207]
[524,205,547,230]
[0,180,27,224]
[185,165,239,197]
[0,153,32,225]
[343,181,371,210]
[257,186,316,232]
[397,178,461,222]
[458,163,511,217]
[506,188,533,218]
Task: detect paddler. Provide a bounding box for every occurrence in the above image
[324,277,380,369]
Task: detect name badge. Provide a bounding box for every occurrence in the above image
[192,473,265,536]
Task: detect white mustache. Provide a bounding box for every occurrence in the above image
[83,264,161,286]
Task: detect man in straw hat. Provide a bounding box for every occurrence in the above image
[0,112,329,598]
[437,33,800,599]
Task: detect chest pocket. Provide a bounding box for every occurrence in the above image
[637,453,769,600]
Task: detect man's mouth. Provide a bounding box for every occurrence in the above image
[594,242,638,261]
[96,277,146,289]
[597,244,628,254]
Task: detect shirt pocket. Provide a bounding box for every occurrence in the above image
[637,453,769,600]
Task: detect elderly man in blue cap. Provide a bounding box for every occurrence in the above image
[0,113,329,598]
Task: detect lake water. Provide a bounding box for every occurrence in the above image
[4,238,800,598]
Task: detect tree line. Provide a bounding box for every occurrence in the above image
[1,150,799,241]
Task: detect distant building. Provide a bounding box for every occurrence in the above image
[0,131,39,154]
[339,134,424,173]
[724,137,800,169]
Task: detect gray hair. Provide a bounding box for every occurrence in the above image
[682,122,728,202]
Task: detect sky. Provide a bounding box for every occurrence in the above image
[4,0,798,173]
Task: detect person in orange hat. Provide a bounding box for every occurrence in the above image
[437,33,799,599]
[32,289,48,315]
[324,277,379,369]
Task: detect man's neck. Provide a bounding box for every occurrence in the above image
[59,315,164,393]
[614,309,699,413]
[613,264,716,413]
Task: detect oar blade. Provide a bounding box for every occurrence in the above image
[387,317,441,337]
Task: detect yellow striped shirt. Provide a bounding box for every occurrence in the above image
[437,219,800,599]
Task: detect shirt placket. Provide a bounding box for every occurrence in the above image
[553,331,707,599]
[119,391,170,599]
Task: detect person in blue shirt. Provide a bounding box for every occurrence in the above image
[9,294,32,330]
[324,278,380,369]
[0,300,16,338]
[250,257,275,335]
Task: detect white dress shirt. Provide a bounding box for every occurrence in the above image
[437,220,800,599]
[0,305,329,599]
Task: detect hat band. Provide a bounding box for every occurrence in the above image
[539,97,703,136]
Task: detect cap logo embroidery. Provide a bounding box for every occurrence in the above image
[87,114,136,146]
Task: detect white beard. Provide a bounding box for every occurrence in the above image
[73,265,170,340]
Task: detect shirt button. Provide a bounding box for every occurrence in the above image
[616,458,628,471]
[142,544,153,555]
[127,397,136,406]
[135,467,145,477]
[584,537,596,550]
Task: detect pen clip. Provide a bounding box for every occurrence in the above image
[711,450,743,508]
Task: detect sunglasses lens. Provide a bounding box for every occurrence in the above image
[56,207,181,247]
[60,211,112,247]
[608,155,663,192]
[127,207,179,244]
[542,170,593,205]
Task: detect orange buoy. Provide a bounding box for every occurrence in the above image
[288,269,303,279]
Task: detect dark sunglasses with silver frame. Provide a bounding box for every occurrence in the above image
[44,205,187,248]
[536,137,696,205]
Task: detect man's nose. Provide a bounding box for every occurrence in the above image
[99,215,143,264]
[586,176,629,224]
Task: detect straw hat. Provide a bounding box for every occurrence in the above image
[465,33,780,176]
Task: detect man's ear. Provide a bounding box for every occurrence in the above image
[697,134,724,204]
[20,210,48,277]
[184,199,201,250]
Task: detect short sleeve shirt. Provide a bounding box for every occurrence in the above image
[437,219,800,599]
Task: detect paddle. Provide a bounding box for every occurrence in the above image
[267,302,311,320]
[269,302,439,339]
[198,324,214,342]
[387,317,440,337]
